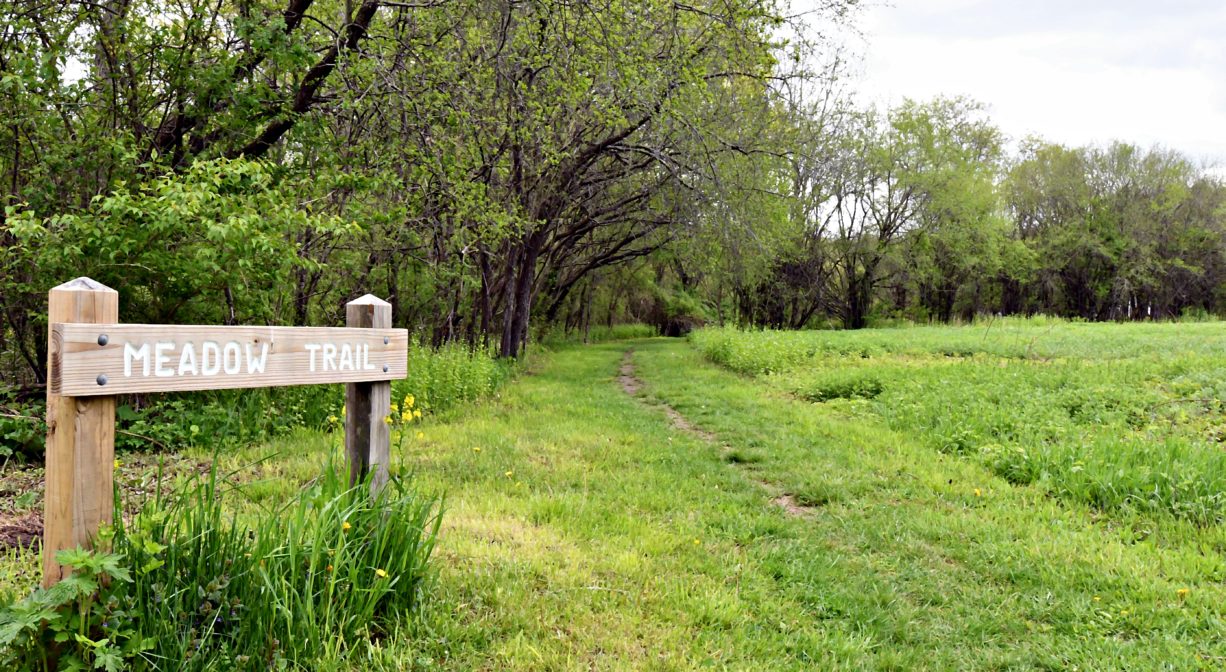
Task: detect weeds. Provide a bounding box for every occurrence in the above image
[0,459,441,670]
[691,321,1226,525]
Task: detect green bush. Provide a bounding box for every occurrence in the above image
[1,340,511,461]
[0,462,441,670]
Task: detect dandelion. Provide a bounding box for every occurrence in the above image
[1092,596,1100,602]
[973,488,982,497]
[473,447,482,453]
[327,415,339,425]
[374,568,388,579]
[414,409,422,419]
[114,459,121,469]
[342,521,352,532]
[416,431,425,440]
[383,415,393,425]
[505,470,514,478]
[1177,588,1190,598]
[402,410,412,421]
[693,539,701,546]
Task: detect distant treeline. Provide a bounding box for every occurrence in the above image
[722,105,1226,330]
[2,0,1223,390]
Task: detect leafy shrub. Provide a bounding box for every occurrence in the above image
[390,340,515,417]
[0,462,441,670]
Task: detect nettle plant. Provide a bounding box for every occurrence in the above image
[0,532,146,672]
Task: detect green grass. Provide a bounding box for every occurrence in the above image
[6,331,1226,668]
[692,321,1226,525]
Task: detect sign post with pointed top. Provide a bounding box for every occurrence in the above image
[43,277,119,587]
[345,294,393,495]
[42,281,408,587]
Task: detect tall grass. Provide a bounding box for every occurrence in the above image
[0,460,441,670]
[690,321,1226,525]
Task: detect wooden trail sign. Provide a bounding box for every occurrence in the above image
[42,278,407,587]
[51,324,408,396]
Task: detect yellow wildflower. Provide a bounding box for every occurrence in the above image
[327,415,338,425]
[326,565,333,573]
[402,411,412,421]
[342,521,352,532]
[973,488,982,497]
[391,402,399,413]
[413,409,422,419]
[416,431,424,440]
[505,470,514,478]
[383,415,393,425]
[374,568,388,579]
[405,395,415,408]
[693,539,701,546]
[1177,588,1190,598]
[114,459,121,469]
[472,447,481,453]
[341,405,346,416]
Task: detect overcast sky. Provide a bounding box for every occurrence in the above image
[823,0,1226,170]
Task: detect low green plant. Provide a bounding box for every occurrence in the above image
[0,459,442,670]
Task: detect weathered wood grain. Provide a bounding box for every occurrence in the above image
[345,295,392,494]
[51,323,408,396]
[44,277,118,587]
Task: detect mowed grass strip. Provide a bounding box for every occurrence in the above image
[237,338,1222,669]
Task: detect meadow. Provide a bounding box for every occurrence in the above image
[690,319,1226,528]
[5,322,1226,669]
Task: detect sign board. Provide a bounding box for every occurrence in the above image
[50,324,408,396]
[42,280,406,589]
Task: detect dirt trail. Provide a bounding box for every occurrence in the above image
[619,349,814,517]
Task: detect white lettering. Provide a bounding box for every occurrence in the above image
[323,344,337,371]
[305,344,321,372]
[177,342,199,376]
[202,341,222,376]
[155,342,175,377]
[124,343,150,377]
[339,344,354,371]
[246,342,270,374]
[222,342,241,375]
[362,344,375,370]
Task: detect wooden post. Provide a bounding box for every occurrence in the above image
[43,277,118,587]
[345,295,392,495]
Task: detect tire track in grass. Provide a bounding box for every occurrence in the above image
[619,348,815,517]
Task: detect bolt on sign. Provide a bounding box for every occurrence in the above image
[42,278,407,587]
[52,324,407,395]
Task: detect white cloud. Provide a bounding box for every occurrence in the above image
[806,0,1226,171]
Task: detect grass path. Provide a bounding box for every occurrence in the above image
[10,337,1223,669]
[347,338,1220,670]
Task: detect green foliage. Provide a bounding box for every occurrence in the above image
[4,159,351,330]
[0,462,441,670]
[391,341,516,418]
